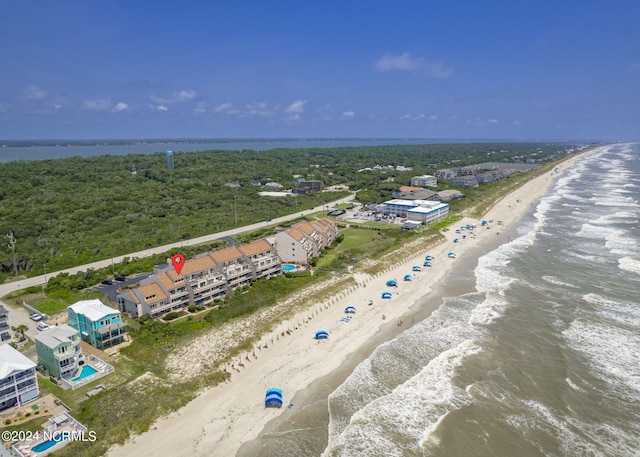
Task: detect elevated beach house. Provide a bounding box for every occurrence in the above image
[34,325,83,380]
[67,299,126,350]
[0,344,39,412]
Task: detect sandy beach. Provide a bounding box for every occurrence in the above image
[108,151,593,457]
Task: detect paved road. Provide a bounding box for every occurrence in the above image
[0,194,355,336]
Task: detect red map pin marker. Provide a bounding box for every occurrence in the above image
[171,253,185,275]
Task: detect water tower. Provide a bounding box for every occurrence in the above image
[166,150,174,169]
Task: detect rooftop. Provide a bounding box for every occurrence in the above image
[34,324,78,349]
[68,299,120,321]
[0,344,36,378]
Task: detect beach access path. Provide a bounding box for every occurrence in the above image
[108,149,601,457]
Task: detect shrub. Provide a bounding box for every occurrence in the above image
[4,419,10,425]
[163,312,180,321]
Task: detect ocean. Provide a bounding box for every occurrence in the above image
[242,143,640,456]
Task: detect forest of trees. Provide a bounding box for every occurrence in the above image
[0,142,581,279]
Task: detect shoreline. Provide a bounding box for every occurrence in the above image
[108,150,598,457]
[236,204,526,456]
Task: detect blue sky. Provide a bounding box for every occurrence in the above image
[1,1,639,140]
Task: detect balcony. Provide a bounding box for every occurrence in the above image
[95,321,126,335]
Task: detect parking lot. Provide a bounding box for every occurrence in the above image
[88,272,153,303]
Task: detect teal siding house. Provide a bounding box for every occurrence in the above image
[67,300,126,350]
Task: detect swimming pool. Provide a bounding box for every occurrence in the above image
[281,264,296,272]
[71,365,98,382]
[32,436,66,452]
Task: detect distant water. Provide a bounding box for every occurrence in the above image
[0,138,480,162]
[250,143,640,456]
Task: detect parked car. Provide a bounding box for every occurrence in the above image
[101,279,113,285]
[37,322,49,331]
[115,275,126,282]
[29,312,43,322]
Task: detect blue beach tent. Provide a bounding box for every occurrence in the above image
[403,274,412,281]
[386,279,398,287]
[265,388,283,408]
[453,238,459,243]
[345,306,357,314]
[314,330,329,339]
[423,261,432,267]
[412,265,422,272]
[381,291,393,299]
[448,251,456,258]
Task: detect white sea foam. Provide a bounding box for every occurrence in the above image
[576,223,619,241]
[563,318,640,402]
[582,293,640,328]
[594,211,637,225]
[605,230,638,256]
[618,256,640,275]
[324,341,480,457]
[541,275,580,289]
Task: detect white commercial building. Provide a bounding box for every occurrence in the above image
[381,199,449,224]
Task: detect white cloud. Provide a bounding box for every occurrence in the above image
[488,119,499,124]
[155,105,168,112]
[112,102,128,113]
[341,111,355,119]
[214,102,233,112]
[83,98,112,111]
[429,115,438,121]
[400,113,412,120]
[22,84,47,100]
[194,102,206,113]
[245,101,269,117]
[374,52,453,78]
[285,99,307,114]
[150,89,197,104]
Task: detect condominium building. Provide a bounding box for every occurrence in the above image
[274,218,339,263]
[67,299,126,349]
[410,175,437,187]
[0,344,39,412]
[0,305,11,342]
[117,239,282,319]
[34,325,82,379]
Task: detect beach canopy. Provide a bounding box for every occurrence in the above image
[265,388,283,408]
[448,251,456,258]
[412,265,422,271]
[453,238,459,243]
[403,274,412,281]
[423,261,432,267]
[386,279,398,287]
[345,306,357,313]
[314,330,329,339]
[381,291,393,299]
[425,255,433,260]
